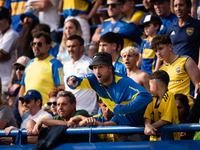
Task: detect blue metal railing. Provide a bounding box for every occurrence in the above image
[1,123,200,145]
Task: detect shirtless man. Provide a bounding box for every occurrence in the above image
[121,46,150,91]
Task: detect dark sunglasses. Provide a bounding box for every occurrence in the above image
[30,42,43,47]
[21,99,30,104]
[105,3,121,8]
[16,66,25,71]
[47,102,57,106]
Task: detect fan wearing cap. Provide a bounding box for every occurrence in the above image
[0,7,19,102]
[138,14,162,75]
[6,56,30,128]
[151,0,178,34]
[67,52,153,141]
[17,6,39,60]
[5,89,52,143]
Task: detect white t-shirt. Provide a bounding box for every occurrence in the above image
[64,55,98,115]
[0,27,19,86]
[20,109,52,129]
[26,0,60,31]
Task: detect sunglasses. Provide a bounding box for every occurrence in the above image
[16,66,25,71]
[30,42,43,47]
[21,99,31,104]
[47,102,57,106]
[105,3,121,8]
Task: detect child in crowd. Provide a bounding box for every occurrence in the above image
[138,14,162,74]
[121,46,150,91]
[144,70,180,141]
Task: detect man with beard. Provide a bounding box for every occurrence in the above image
[17,6,39,59]
[18,31,64,117]
[67,52,153,141]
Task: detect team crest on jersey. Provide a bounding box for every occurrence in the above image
[176,66,181,73]
[186,27,194,36]
[113,27,120,33]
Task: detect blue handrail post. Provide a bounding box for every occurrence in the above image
[19,129,27,145]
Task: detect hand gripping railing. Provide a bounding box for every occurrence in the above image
[1,123,200,145]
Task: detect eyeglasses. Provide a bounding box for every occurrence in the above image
[47,102,57,106]
[21,99,30,104]
[16,66,25,71]
[30,42,43,47]
[105,3,121,8]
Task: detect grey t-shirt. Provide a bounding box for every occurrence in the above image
[0,105,17,128]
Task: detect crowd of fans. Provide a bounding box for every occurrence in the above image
[1,0,200,146]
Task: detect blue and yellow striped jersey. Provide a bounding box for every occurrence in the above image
[67,72,152,125]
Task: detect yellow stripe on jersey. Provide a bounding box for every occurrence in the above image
[100,97,116,112]
[142,49,156,59]
[131,11,145,24]
[11,1,27,16]
[58,68,64,84]
[114,75,122,83]
[77,78,93,89]
[63,0,90,11]
[123,38,135,48]
[0,49,8,55]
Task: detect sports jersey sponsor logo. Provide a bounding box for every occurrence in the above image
[175,66,180,73]
[186,27,194,36]
[169,79,183,85]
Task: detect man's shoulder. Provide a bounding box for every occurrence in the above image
[81,55,92,64]
[52,115,64,120]
[49,56,63,66]
[74,110,90,117]
[6,28,19,37]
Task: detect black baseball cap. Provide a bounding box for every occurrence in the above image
[89,52,115,70]
[139,14,162,28]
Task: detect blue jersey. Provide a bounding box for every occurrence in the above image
[158,13,178,34]
[167,16,200,64]
[139,37,157,74]
[49,41,60,58]
[67,72,152,126]
[5,0,27,34]
[114,55,127,76]
[101,16,143,47]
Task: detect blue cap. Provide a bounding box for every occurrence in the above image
[19,89,43,102]
[20,6,39,22]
